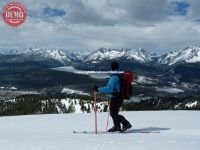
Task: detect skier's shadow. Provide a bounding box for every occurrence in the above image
[125,127,170,133]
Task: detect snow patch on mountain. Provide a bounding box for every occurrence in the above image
[158,46,200,65]
[9,87,18,90]
[136,76,158,84]
[52,66,78,73]
[84,48,156,63]
[156,87,184,94]
[0,86,18,90]
[61,88,89,96]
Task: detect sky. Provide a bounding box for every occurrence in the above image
[0,0,200,53]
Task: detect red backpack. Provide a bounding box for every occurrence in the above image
[114,71,134,99]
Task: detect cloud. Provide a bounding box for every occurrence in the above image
[187,0,200,20]
[109,0,169,25]
[0,0,200,53]
[51,0,169,26]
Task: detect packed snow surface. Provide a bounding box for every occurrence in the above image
[0,111,199,150]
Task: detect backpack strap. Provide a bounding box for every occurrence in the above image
[111,74,121,97]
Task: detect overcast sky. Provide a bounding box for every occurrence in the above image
[0,0,200,53]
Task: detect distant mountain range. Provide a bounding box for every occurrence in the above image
[1,46,200,65]
[0,46,200,95]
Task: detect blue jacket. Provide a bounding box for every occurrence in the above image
[98,74,120,99]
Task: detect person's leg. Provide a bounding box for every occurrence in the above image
[108,98,121,132]
[108,98,132,132]
[116,98,132,132]
[116,98,131,125]
[109,99,121,127]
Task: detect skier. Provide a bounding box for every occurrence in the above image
[93,61,132,132]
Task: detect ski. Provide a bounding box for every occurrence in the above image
[73,130,160,134]
[73,131,124,134]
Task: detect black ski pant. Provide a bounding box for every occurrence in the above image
[110,97,129,127]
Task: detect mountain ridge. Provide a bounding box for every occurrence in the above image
[1,46,200,65]
[158,46,200,65]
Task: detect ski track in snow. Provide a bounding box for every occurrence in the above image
[0,111,199,150]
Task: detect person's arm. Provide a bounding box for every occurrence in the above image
[98,76,116,94]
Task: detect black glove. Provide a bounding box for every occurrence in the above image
[92,85,98,92]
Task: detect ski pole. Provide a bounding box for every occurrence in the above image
[93,91,98,134]
[106,101,110,131]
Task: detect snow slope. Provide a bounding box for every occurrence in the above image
[0,111,199,150]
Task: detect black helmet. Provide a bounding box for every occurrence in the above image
[110,61,118,71]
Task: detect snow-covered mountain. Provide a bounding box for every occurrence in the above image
[1,46,200,66]
[3,47,157,64]
[0,47,85,64]
[84,48,157,63]
[158,46,200,65]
